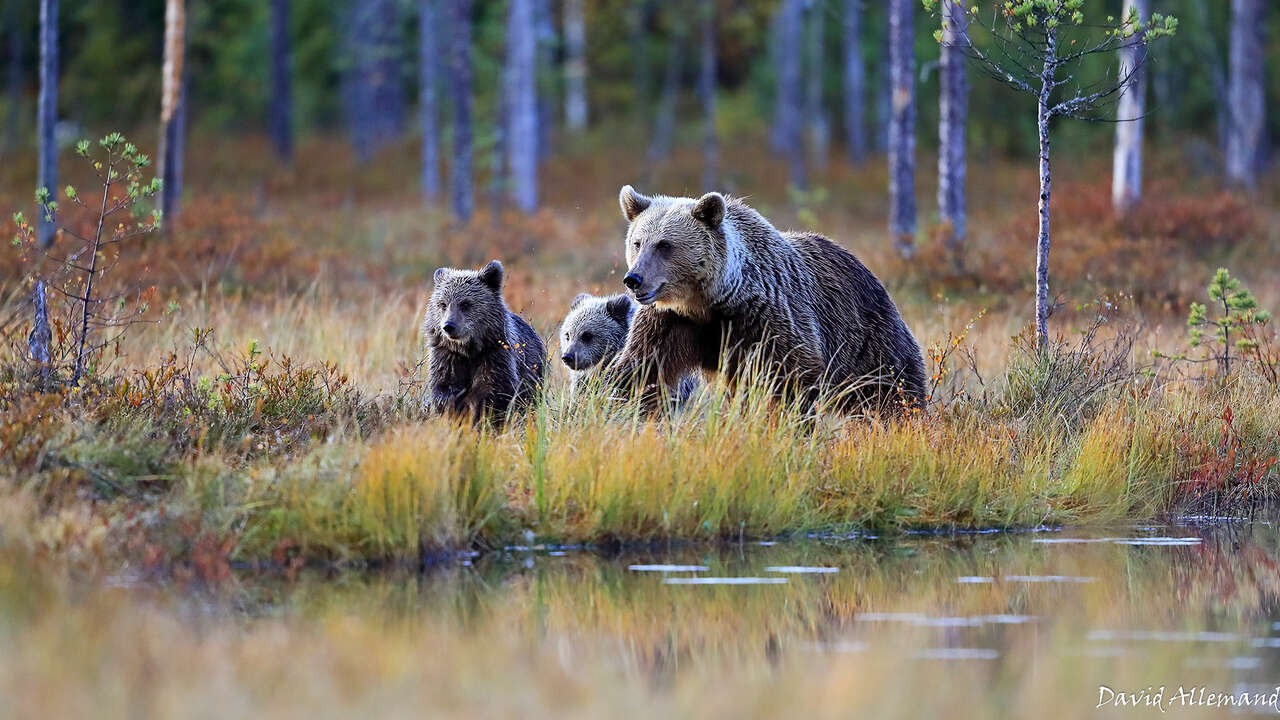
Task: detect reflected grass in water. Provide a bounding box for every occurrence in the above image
[5,523,1280,717]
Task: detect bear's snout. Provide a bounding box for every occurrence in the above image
[561,351,575,368]
[442,320,460,338]
[622,272,644,291]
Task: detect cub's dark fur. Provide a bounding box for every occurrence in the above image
[423,260,544,423]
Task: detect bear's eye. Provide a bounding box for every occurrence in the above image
[632,240,641,250]
[458,300,472,312]
[655,240,672,252]
[580,332,594,344]
[438,302,447,310]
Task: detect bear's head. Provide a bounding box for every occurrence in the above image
[424,260,509,352]
[559,293,633,372]
[617,185,735,318]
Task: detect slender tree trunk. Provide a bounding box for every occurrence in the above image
[419,0,440,199]
[371,0,406,150]
[699,0,718,189]
[805,0,829,174]
[1035,31,1056,356]
[3,0,23,156]
[37,0,57,247]
[626,0,654,121]
[1111,0,1149,214]
[563,0,587,131]
[874,12,890,153]
[158,0,187,222]
[938,0,967,252]
[29,280,51,386]
[347,0,406,164]
[776,0,806,189]
[887,0,915,257]
[343,3,373,163]
[447,0,473,221]
[1226,0,1265,189]
[269,0,293,163]
[842,0,866,165]
[506,0,538,213]
[646,23,683,168]
[533,0,555,161]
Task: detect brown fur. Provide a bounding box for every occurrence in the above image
[609,186,926,412]
[423,260,545,424]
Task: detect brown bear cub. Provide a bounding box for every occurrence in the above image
[423,260,545,423]
[559,293,635,398]
[609,185,926,413]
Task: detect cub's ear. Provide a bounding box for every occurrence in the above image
[619,185,652,222]
[479,260,504,291]
[433,267,449,285]
[570,292,593,311]
[691,192,725,229]
[605,295,633,326]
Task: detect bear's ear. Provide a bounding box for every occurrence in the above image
[691,192,726,230]
[478,260,504,291]
[619,185,652,222]
[570,292,592,311]
[433,267,449,285]
[605,295,632,326]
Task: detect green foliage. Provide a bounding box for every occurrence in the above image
[1183,268,1273,379]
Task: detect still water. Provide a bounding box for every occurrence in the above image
[5,519,1280,718]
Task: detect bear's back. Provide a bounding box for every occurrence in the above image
[782,231,926,404]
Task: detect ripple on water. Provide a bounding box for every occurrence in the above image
[628,565,709,572]
[914,648,1000,660]
[1087,629,1243,643]
[764,566,839,574]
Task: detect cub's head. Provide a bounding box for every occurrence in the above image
[424,260,509,351]
[617,185,735,317]
[559,293,634,372]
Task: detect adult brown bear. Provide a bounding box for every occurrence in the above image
[607,186,925,413]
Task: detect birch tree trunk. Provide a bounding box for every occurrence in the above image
[938,0,967,251]
[563,0,588,131]
[1035,29,1056,356]
[842,0,866,165]
[887,0,915,257]
[776,0,806,189]
[447,0,473,221]
[158,0,186,223]
[699,0,718,189]
[269,0,293,163]
[805,0,829,174]
[1111,0,1149,214]
[506,0,538,213]
[1226,0,1265,189]
[419,0,440,199]
[37,0,57,246]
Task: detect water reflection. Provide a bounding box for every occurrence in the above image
[5,520,1280,718]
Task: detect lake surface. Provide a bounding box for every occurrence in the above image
[5,519,1280,718]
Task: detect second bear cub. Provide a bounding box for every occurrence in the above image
[559,293,635,397]
[423,260,544,424]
